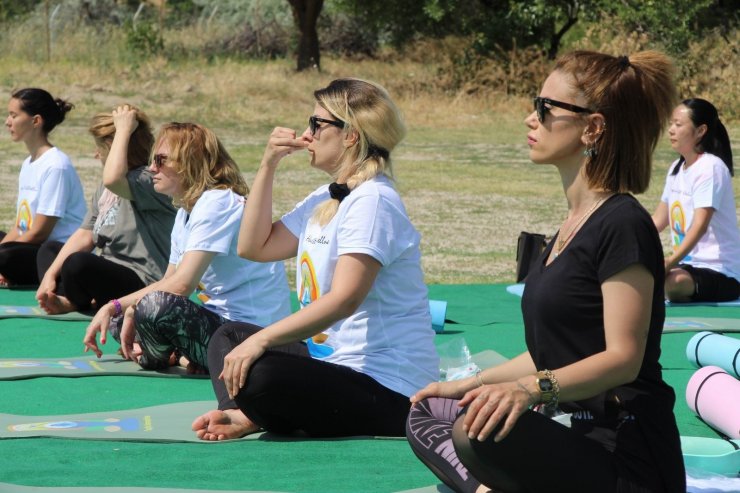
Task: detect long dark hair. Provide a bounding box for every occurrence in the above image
[11,88,74,134]
[671,98,733,176]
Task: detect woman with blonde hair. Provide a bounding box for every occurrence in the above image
[406,51,685,492]
[36,105,176,315]
[83,122,291,373]
[192,78,438,440]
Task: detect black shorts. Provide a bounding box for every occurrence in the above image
[678,264,740,302]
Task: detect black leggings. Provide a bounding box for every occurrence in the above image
[36,241,145,311]
[208,321,412,438]
[0,232,41,285]
[405,397,669,493]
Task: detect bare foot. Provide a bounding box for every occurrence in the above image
[42,292,77,315]
[191,408,260,441]
[178,354,208,375]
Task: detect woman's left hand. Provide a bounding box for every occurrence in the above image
[220,337,268,399]
[459,381,536,442]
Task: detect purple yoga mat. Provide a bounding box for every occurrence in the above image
[686,365,740,439]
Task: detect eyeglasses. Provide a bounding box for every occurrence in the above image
[308,115,344,136]
[152,153,169,169]
[533,97,594,123]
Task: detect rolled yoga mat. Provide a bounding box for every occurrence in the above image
[680,436,740,476]
[686,366,740,439]
[0,305,92,321]
[667,298,740,307]
[685,331,740,378]
[0,355,207,380]
[0,401,262,443]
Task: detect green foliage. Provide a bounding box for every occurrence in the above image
[0,0,39,22]
[599,0,723,54]
[124,18,163,58]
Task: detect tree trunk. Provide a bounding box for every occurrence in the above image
[288,0,324,71]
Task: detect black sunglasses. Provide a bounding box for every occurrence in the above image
[533,97,594,123]
[308,115,344,136]
[152,153,169,168]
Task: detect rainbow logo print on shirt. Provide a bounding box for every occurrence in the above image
[15,199,32,233]
[669,201,687,251]
[299,251,334,358]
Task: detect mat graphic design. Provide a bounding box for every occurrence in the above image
[663,317,740,333]
[0,356,207,380]
[0,305,92,321]
[0,401,259,442]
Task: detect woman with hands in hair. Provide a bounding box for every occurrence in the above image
[36,105,176,315]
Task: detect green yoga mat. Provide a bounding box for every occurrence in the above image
[0,484,452,493]
[0,401,261,443]
[0,355,207,380]
[0,487,282,493]
[0,305,92,321]
[663,317,740,333]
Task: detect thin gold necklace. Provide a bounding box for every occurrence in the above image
[553,195,610,258]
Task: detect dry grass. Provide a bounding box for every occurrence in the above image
[1,26,739,284]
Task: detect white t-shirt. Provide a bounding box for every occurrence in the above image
[660,153,740,281]
[280,175,439,397]
[169,189,291,324]
[15,147,86,242]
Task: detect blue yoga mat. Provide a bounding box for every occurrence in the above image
[686,331,740,378]
[429,299,447,333]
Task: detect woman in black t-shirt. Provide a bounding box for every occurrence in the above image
[406,51,686,493]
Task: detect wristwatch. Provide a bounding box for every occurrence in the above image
[535,371,555,404]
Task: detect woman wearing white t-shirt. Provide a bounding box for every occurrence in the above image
[0,88,86,287]
[652,98,740,302]
[192,78,438,440]
[83,122,291,373]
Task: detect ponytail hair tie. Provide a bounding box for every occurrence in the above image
[618,55,630,69]
[367,145,389,161]
[329,182,351,203]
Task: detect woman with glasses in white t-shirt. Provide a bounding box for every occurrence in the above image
[192,78,438,440]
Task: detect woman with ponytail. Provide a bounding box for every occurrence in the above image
[652,98,740,302]
[406,52,685,492]
[192,78,438,440]
[1,88,86,286]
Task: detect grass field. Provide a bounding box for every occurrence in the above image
[1,56,738,284]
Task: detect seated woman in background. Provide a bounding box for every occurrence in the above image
[192,78,438,440]
[0,88,86,287]
[651,98,740,302]
[83,122,291,373]
[36,105,176,314]
[406,51,685,493]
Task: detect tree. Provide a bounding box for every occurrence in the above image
[287,0,324,71]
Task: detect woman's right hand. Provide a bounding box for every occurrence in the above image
[410,377,477,404]
[261,127,309,169]
[112,105,139,136]
[82,303,114,358]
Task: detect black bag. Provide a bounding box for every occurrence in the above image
[515,232,547,282]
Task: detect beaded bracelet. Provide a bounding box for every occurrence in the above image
[111,299,122,317]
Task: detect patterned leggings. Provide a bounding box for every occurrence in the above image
[406,397,638,493]
[132,290,224,371]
